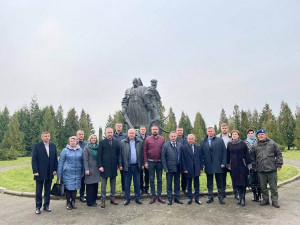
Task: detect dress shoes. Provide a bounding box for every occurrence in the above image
[135,199,143,205]
[174,199,183,204]
[260,199,270,206]
[110,200,118,205]
[101,202,106,208]
[123,200,130,205]
[35,208,41,214]
[187,199,192,205]
[195,200,202,205]
[167,201,172,205]
[43,207,52,212]
[219,199,225,204]
[71,201,77,209]
[158,197,166,204]
[66,203,72,210]
[149,197,156,204]
[80,196,87,202]
[206,198,214,204]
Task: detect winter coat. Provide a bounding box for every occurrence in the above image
[200,136,227,174]
[31,142,58,181]
[227,140,251,186]
[119,137,144,171]
[161,141,182,173]
[83,145,101,184]
[57,145,84,190]
[250,138,283,172]
[98,138,119,178]
[181,144,203,178]
[113,131,127,142]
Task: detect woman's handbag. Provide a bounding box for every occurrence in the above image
[50,179,65,196]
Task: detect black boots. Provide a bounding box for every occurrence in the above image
[236,186,246,207]
[234,189,239,201]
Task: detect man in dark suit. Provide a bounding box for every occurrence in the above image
[137,125,149,194]
[181,134,203,205]
[200,127,227,204]
[176,127,188,194]
[32,132,58,214]
[161,131,183,205]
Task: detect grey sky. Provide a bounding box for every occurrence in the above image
[0,0,299,132]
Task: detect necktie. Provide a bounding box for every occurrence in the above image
[109,139,112,145]
[191,145,194,154]
[172,143,178,164]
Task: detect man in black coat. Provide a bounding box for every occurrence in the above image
[161,131,183,205]
[32,132,58,214]
[137,125,150,194]
[181,134,203,205]
[77,130,88,202]
[98,127,120,208]
[200,127,227,204]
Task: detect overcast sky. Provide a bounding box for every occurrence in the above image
[0,0,299,132]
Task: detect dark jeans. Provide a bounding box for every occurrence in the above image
[166,171,180,201]
[207,173,223,199]
[80,176,85,197]
[86,183,98,206]
[187,176,200,200]
[148,161,163,198]
[140,167,149,190]
[223,169,236,193]
[181,172,187,191]
[35,180,52,209]
[124,164,141,201]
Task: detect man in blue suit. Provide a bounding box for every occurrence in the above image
[32,132,58,214]
[181,134,203,205]
[200,127,227,204]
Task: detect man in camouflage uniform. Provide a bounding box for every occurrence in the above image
[250,129,283,208]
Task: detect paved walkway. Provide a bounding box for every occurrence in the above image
[0,160,300,225]
[0,163,30,172]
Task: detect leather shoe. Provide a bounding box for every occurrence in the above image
[219,199,225,204]
[101,202,106,208]
[110,200,118,205]
[123,200,130,205]
[149,197,156,204]
[71,201,77,209]
[136,199,143,205]
[272,201,280,208]
[206,198,214,204]
[187,200,192,205]
[195,200,202,205]
[167,201,172,205]
[66,203,72,210]
[35,208,41,214]
[80,196,87,202]
[158,197,166,204]
[43,207,52,212]
[174,199,183,204]
[260,199,270,206]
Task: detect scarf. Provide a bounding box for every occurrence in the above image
[66,144,80,150]
[89,143,99,160]
[246,134,256,147]
[230,139,242,145]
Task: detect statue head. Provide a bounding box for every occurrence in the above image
[150,79,158,88]
[132,78,139,88]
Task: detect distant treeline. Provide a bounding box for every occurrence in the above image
[0,97,94,160]
[105,102,300,150]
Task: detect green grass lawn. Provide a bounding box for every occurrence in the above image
[0,157,31,168]
[282,150,300,160]
[0,164,298,193]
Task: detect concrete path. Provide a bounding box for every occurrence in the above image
[0,160,299,225]
[0,163,30,172]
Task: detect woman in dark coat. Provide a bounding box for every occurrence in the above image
[227,130,251,207]
[83,134,101,207]
[245,129,261,202]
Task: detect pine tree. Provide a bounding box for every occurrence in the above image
[65,108,79,139]
[86,113,95,134]
[251,109,260,131]
[99,127,103,141]
[17,106,31,153]
[40,107,57,144]
[106,114,114,129]
[240,110,250,140]
[278,101,295,150]
[55,105,66,149]
[29,97,43,148]
[294,105,300,149]
[178,111,193,135]
[232,104,241,131]
[262,112,281,145]
[259,104,273,128]
[192,112,206,143]
[163,107,177,140]
[0,106,10,144]
[79,109,90,138]
[0,113,25,157]
[219,108,228,129]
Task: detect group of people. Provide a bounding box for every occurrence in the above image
[31,123,283,214]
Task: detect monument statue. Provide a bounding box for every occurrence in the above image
[121,78,162,133]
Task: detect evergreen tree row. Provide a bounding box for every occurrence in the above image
[0,97,95,160]
[105,101,300,150]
